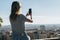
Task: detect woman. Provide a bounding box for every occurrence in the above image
[9,1,33,40]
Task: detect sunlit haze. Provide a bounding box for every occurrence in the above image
[0,0,60,25]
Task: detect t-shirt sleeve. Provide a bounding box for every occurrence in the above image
[22,14,28,22]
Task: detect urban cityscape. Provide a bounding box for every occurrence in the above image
[0,24,60,40]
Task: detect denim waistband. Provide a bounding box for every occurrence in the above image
[12,31,26,36]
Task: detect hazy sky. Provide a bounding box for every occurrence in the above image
[0,0,60,25]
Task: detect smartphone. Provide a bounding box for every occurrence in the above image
[29,8,32,19]
[29,8,32,14]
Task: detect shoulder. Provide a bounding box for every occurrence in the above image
[17,14,24,17]
[20,14,26,17]
[17,14,26,19]
[20,14,25,16]
[18,14,24,16]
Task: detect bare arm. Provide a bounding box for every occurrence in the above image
[26,13,33,23]
[26,18,33,23]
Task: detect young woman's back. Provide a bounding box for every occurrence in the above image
[9,1,33,40]
[10,14,28,33]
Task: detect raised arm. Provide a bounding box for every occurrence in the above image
[25,13,33,23]
[22,14,33,23]
[26,18,33,23]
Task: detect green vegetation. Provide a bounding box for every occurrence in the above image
[0,17,3,27]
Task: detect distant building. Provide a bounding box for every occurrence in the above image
[40,25,45,31]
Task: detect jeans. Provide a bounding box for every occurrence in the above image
[12,32,28,40]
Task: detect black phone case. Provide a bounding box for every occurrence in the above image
[29,8,32,14]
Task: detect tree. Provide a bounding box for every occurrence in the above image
[0,17,3,27]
